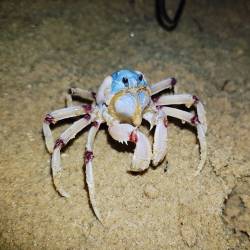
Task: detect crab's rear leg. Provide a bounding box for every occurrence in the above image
[161,107,207,175]
[43,104,93,153]
[108,123,152,172]
[84,120,102,222]
[52,115,94,197]
[65,88,96,107]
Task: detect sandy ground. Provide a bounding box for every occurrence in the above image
[0,0,250,249]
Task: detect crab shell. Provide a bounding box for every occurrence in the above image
[96,70,152,127]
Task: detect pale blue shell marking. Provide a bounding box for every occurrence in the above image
[137,91,150,109]
[114,93,137,118]
[111,69,148,94]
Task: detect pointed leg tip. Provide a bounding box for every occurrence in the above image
[96,213,104,225]
[194,170,201,177]
[131,160,150,172]
[152,155,164,167]
[58,189,70,198]
[130,167,144,172]
[152,160,159,167]
[91,204,104,225]
[54,179,70,198]
[194,163,205,177]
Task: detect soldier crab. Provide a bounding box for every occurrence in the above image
[42,69,207,221]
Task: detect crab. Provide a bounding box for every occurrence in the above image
[42,69,207,222]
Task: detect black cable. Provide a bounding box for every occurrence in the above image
[156,0,186,31]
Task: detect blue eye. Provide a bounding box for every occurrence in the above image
[138,74,143,81]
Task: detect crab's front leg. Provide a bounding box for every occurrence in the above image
[108,123,152,171]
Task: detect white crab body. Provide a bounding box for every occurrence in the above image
[42,69,207,222]
[96,70,151,127]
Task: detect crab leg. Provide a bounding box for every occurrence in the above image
[142,109,169,166]
[65,88,96,107]
[84,120,102,222]
[43,104,93,153]
[156,94,207,133]
[161,107,207,175]
[143,110,156,130]
[108,123,152,171]
[150,77,176,95]
[152,111,168,166]
[52,114,94,197]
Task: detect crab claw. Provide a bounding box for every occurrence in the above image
[143,111,156,130]
[108,123,134,144]
[131,130,152,171]
[108,123,152,171]
[152,114,168,166]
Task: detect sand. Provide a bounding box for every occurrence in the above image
[0,0,250,249]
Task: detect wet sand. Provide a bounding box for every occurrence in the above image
[0,0,250,249]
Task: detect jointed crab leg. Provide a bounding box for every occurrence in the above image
[43,104,93,153]
[150,77,176,95]
[152,111,169,166]
[155,94,207,133]
[108,123,152,172]
[161,107,207,174]
[161,107,193,123]
[85,120,102,222]
[52,115,94,197]
[65,88,96,107]
[142,109,169,166]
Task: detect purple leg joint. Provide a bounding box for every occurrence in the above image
[193,95,199,104]
[191,115,200,125]
[92,121,99,127]
[82,104,92,113]
[54,139,65,149]
[83,113,91,120]
[152,95,160,103]
[85,150,94,164]
[44,114,54,124]
[171,77,177,87]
